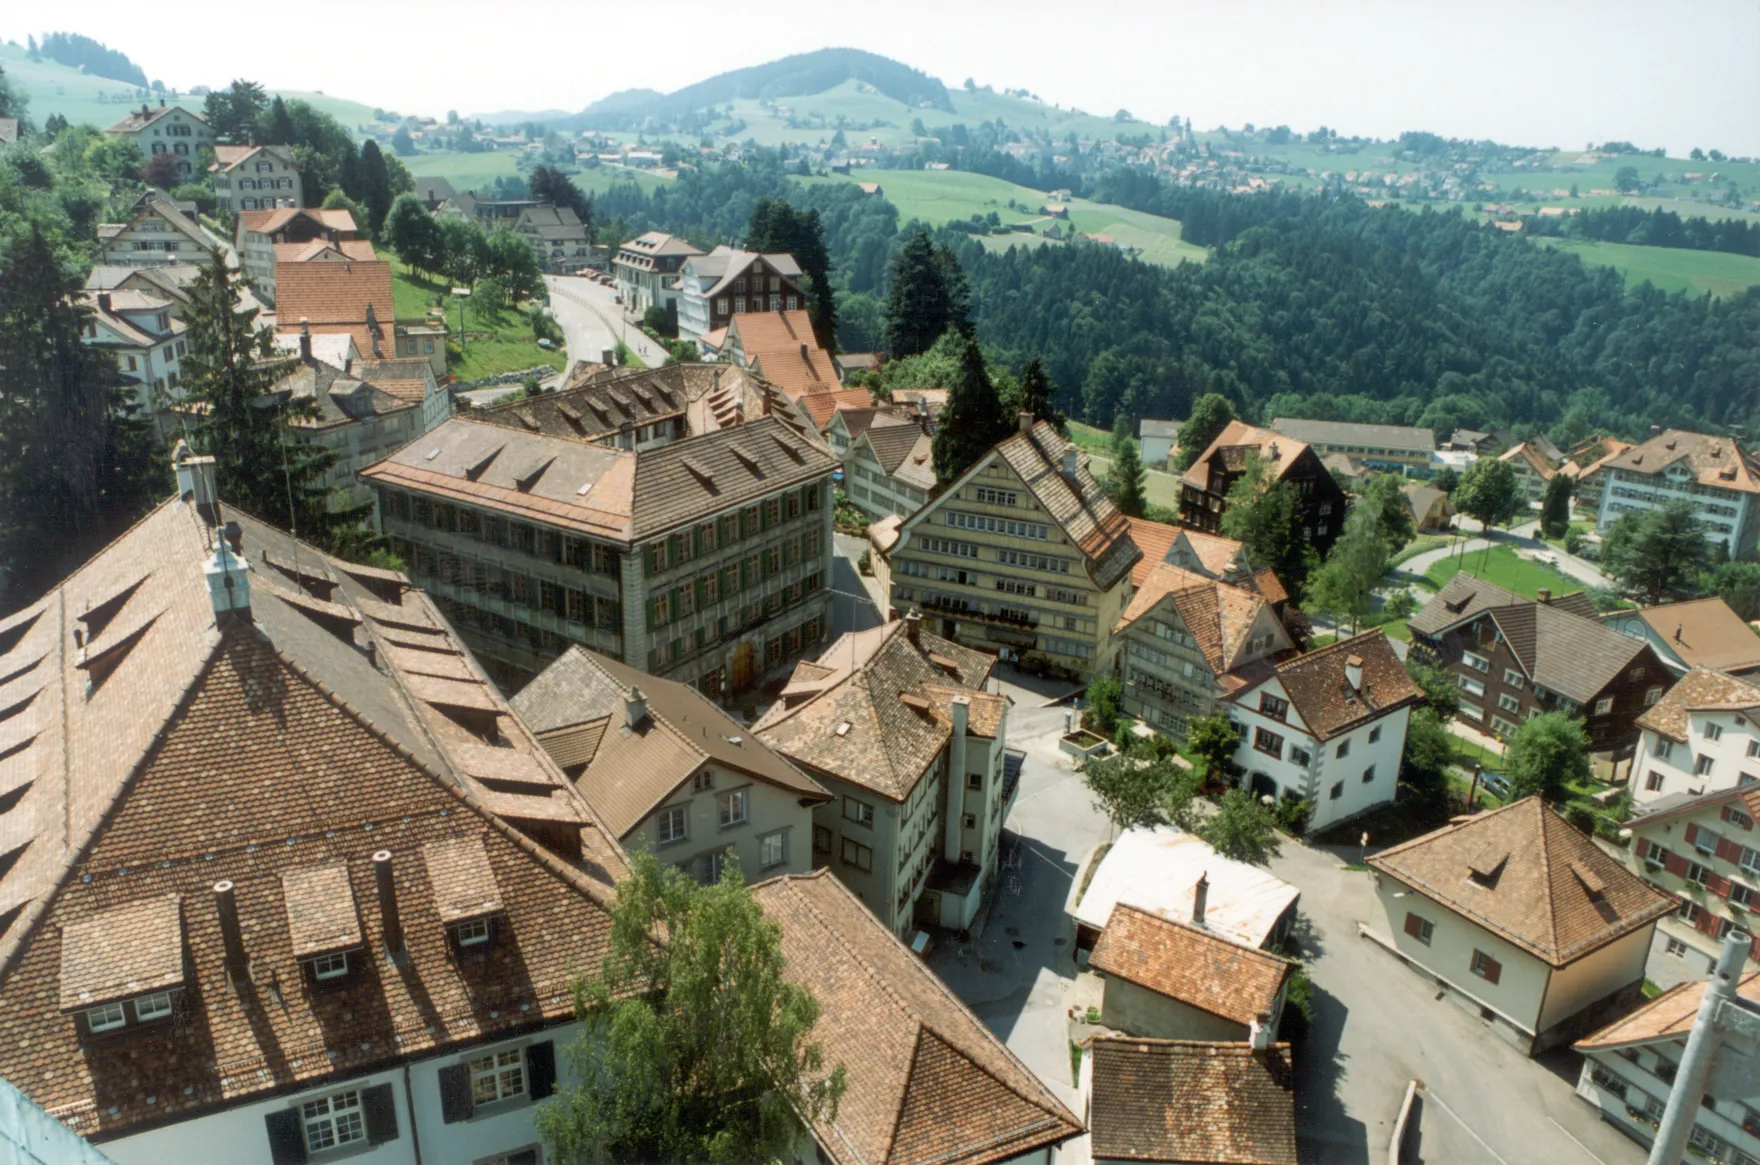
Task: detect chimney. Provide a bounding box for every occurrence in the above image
[96,292,112,314]
[299,320,312,364]
[214,880,248,983]
[172,440,218,513]
[204,525,252,621]
[943,695,972,860]
[1249,1013,1273,1052]
[1192,872,1209,926]
[904,609,922,646]
[624,685,647,729]
[1344,655,1364,692]
[800,342,809,363]
[602,348,615,366]
[1061,448,1079,479]
[373,850,406,962]
[1018,410,1033,434]
[1536,588,1551,603]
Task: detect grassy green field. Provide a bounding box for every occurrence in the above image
[402,149,674,197]
[1084,453,1184,510]
[0,43,172,131]
[1536,237,1760,298]
[800,170,1205,269]
[1423,544,1584,599]
[387,258,563,382]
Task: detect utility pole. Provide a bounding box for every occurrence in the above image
[1646,930,1758,1165]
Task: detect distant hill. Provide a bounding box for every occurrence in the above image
[554,49,952,130]
[470,107,575,127]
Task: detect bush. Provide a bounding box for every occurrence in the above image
[475,275,508,313]
[1083,676,1123,739]
[171,183,216,216]
[528,307,563,343]
[1272,797,1312,835]
[642,304,676,337]
[857,549,872,575]
[1564,528,1586,556]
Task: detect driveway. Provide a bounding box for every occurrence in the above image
[828,534,883,639]
[544,275,667,371]
[1267,839,1643,1165]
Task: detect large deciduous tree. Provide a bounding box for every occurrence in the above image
[1357,473,1415,552]
[385,193,445,278]
[1220,453,1310,599]
[204,79,268,144]
[1503,712,1591,802]
[536,852,845,1165]
[931,333,1009,483]
[1451,455,1522,542]
[1199,789,1283,865]
[1306,503,1390,636]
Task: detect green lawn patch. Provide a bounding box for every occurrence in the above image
[1537,237,1760,299]
[1425,544,1583,600]
[387,258,563,382]
[1066,421,1115,454]
[1389,534,1451,567]
[1085,454,1184,510]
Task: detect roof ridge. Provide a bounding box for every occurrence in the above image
[1111,902,1299,968]
[1535,801,1564,957]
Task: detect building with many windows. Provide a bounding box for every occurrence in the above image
[105,103,213,178]
[1572,963,1760,1165]
[1179,421,1348,559]
[513,646,829,884]
[361,364,836,695]
[94,192,228,268]
[844,421,936,520]
[234,207,370,308]
[1225,630,1421,835]
[1368,799,1675,1054]
[754,616,1014,937]
[611,231,703,319]
[1112,562,1294,742]
[1267,418,1436,472]
[873,414,1142,676]
[78,288,189,416]
[675,247,804,347]
[1623,779,1760,978]
[1409,573,1672,753]
[1628,666,1760,807]
[1603,597,1760,679]
[1584,429,1760,559]
[208,144,303,214]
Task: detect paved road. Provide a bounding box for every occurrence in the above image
[828,534,883,639]
[1267,839,1642,1165]
[1396,520,1612,591]
[544,275,667,371]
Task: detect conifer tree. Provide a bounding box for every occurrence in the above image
[1107,438,1147,517]
[181,248,359,541]
[359,139,393,238]
[744,200,837,351]
[0,227,165,605]
[1540,470,1573,539]
[1015,356,1065,432]
[268,96,295,147]
[884,228,954,358]
[932,334,1009,483]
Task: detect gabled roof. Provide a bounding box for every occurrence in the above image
[1499,441,1557,480]
[1595,429,1760,495]
[208,144,296,173]
[270,331,358,371]
[105,105,206,134]
[1075,826,1299,950]
[97,194,217,254]
[754,871,1082,1165]
[685,246,802,297]
[273,260,395,359]
[1117,564,1286,681]
[616,231,703,260]
[238,207,358,237]
[1575,971,1760,1051]
[1367,798,1675,966]
[1481,601,1652,705]
[801,389,880,432]
[0,490,626,1140]
[1628,780,1760,829]
[1633,664,1760,744]
[1226,630,1419,742]
[858,424,937,493]
[1088,1038,1296,1165]
[1617,598,1760,675]
[272,358,414,430]
[351,358,435,407]
[735,311,840,400]
[273,239,378,265]
[1408,572,1597,636]
[1180,421,1314,491]
[754,621,1000,802]
[1090,905,1293,1027]
[1268,417,1435,454]
[511,646,829,838]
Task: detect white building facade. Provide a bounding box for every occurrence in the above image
[1628,666,1760,806]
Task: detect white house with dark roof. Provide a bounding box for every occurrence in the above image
[1586,429,1760,559]
[1622,778,1760,979]
[1602,597,1760,678]
[1628,665,1760,806]
[1367,798,1676,1054]
[675,246,805,346]
[513,645,829,883]
[95,193,228,269]
[1225,629,1421,834]
[208,144,303,214]
[1137,419,1179,466]
[105,104,213,179]
[844,421,936,520]
[614,231,705,316]
[79,287,190,415]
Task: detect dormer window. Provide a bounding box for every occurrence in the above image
[310,951,350,981]
[60,895,186,1038]
[456,917,491,948]
[85,1001,127,1032]
[425,836,505,956]
[283,862,363,988]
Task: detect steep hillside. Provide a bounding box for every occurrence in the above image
[554,48,951,130]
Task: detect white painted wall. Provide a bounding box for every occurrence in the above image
[103,1024,578,1165]
[1538,925,1653,1032]
[1630,712,1760,805]
[627,761,820,882]
[1231,683,1409,834]
[1376,874,1550,1033]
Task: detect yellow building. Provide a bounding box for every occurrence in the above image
[871,415,1141,676]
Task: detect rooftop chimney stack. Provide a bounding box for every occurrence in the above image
[1192,872,1209,927]
[205,525,252,622]
[373,850,406,963]
[1249,1014,1273,1052]
[96,292,112,314]
[1018,410,1034,434]
[1344,655,1364,692]
[1061,448,1079,479]
[214,880,248,984]
[904,609,922,646]
[624,686,647,729]
[299,320,312,364]
[1537,589,1551,603]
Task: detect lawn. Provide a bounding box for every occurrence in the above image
[1424,544,1585,600]
[1084,454,1184,510]
[1066,420,1115,454]
[1537,237,1760,298]
[402,150,673,198]
[387,258,563,383]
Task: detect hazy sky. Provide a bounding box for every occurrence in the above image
[8,0,1758,155]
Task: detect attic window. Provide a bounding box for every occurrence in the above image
[732,447,763,476]
[425,448,441,461]
[0,782,31,817]
[1570,860,1607,900]
[681,458,717,488]
[282,862,362,962]
[0,612,39,658]
[899,692,933,713]
[1466,848,1509,888]
[927,652,962,675]
[423,836,505,950]
[57,894,184,1016]
[835,721,852,736]
[771,433,804,463]
[78,577,148,642]
[516,410,539,431]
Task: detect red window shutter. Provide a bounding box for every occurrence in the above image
[1404,912,1425,938]
[1697,910,1721,937]
[1721,804,1734,824]
[1707,874,1732,898]
[1717,838,1742,863]
[1664,851,1689,876]
[1685,823,1699,846]
[1634,838,1649,860]
[1751,933,1760,961]
[1483,956,1502,985]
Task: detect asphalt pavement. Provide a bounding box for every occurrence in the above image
[544,275,667,372]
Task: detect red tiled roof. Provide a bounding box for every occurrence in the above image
[1090,905,1293,1027]
[274,261,395,358]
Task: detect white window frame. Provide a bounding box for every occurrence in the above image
[1502,668,1525,690]
[86,1001,127,1032]
[718,789,748,828]
[1462,651,1490,673]
[1705,722,1724,741]
[310,951,349,981]
[1593,696,1613,716]
[468,1047,527,1106]
[134,991,173,1021]
[759,829,788,869]
[657,805,687,845]
[301,1089,366,1153]
[457,917,491,947]
[843,796,874,827]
